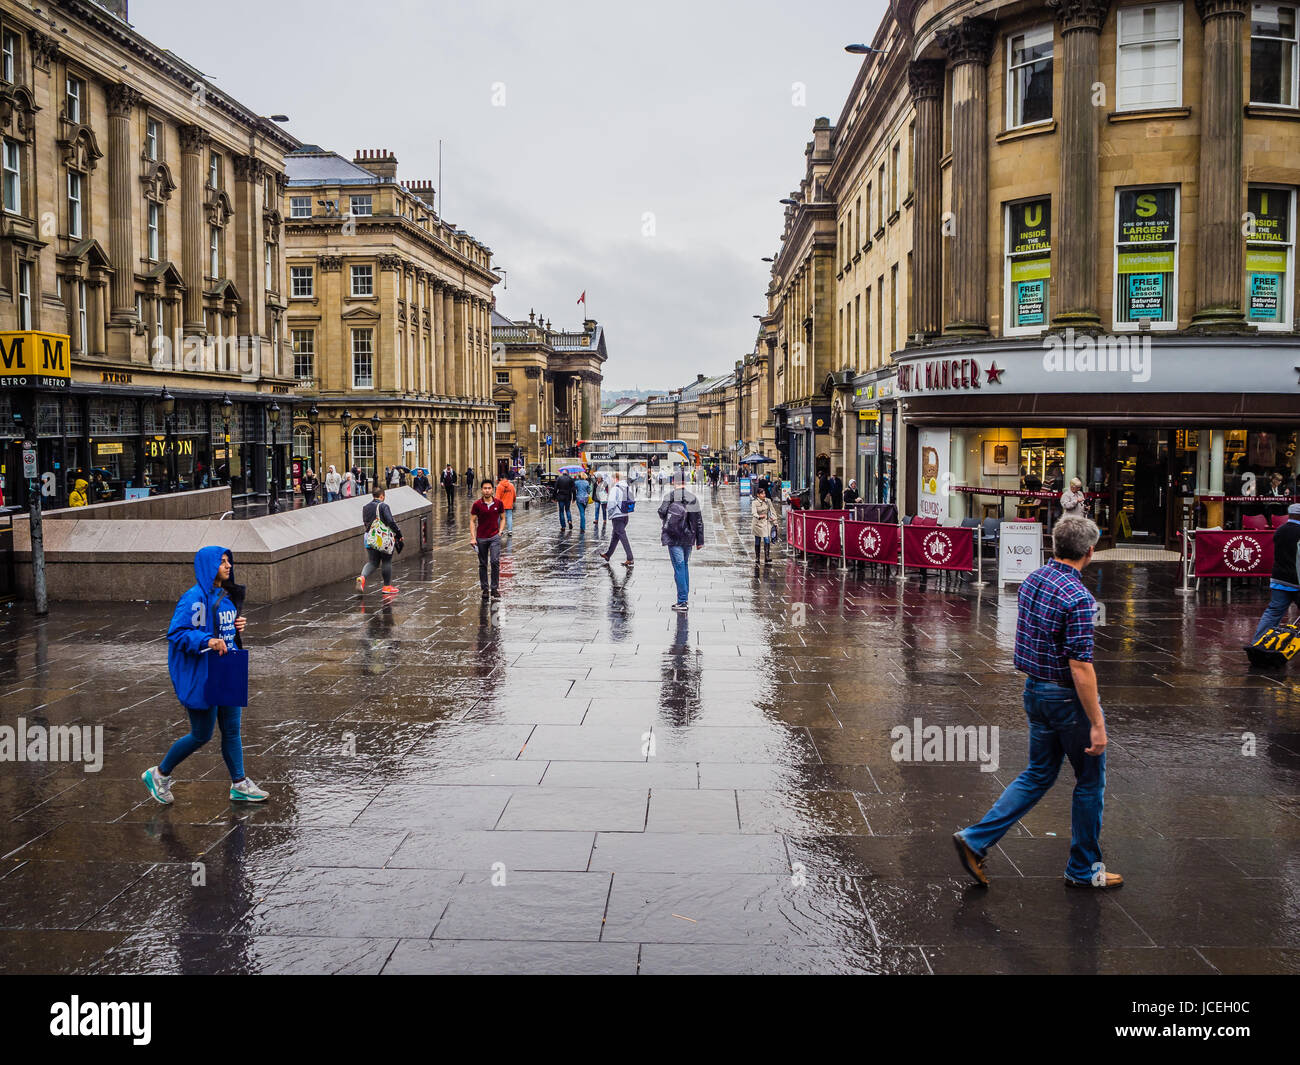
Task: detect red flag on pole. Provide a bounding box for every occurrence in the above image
[577,291,586,305]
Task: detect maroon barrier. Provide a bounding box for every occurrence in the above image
[801,510,843,556]
[1193,530,1273,578]
[787,509,805,551]
[902,524,975,572]
[844,520,901,564]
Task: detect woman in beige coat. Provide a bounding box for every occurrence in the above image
[750,485,778,565]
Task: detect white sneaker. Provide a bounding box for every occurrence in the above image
[230,777,269,802]
[142,765,174,805]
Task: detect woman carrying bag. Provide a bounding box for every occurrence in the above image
[750,485,777,566]
[357,486,403,595]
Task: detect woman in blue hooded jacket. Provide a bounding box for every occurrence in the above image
[142,545,268,804]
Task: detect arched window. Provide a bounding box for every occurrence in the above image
[292,425,312,459]
[351,424,375,482]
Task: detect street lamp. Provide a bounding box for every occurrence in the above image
[307,403,320,485]
[341,408,352,472]
[370,413,381,488]
[268,400,281,513]
[844,44,890,55]
[219,393,233,488]
[157,387,176,494]
[779,197,799,207]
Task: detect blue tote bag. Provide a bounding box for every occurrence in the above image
[203,647,248,708]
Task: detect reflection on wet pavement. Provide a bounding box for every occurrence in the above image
[1,489,1298,974]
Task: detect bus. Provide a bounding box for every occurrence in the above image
[577,439,695,485]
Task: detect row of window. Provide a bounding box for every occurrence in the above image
[840,135,908,271]
[840,263,903,369]
[291,329,507,390]
[289,264,372,299]
[1006,3,1300,130]
[289,194,370,218]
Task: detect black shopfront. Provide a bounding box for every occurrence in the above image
[0,384,292,510]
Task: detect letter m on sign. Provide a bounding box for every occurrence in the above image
[0,334,24,370]
[41,336,66,373]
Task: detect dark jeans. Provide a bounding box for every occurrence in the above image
[595,501,607,523]
[160,705,244,782]
[607,516,632,560]
[1253,586,1300,641]
[557,500,572,528]
[476,534,501,590]
[444,486,455,506]
[361,547,392,585]
[959,677,1105,883]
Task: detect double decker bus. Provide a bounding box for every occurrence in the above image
[577,439,695,484]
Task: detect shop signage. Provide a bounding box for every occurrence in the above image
[96,442,124,456]
[146,438,194,459]
[918,429,950,521]
[1194,530,1272,578]
[271,384,290,394]
[999,521,1043,586]
[101,371,133,384]
[22,448,37,478]
[903,525,975,573]
[858,410,880,422]
[1010,198,1051,255]
[0,331,72,390]
[403,436,416,451]
[1247,187,1289,244]
[1118,188,1175,245]
[898,357,1002,393]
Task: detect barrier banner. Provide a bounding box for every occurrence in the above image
[844,520,900,564]
[804,512,843,556]
[902,524,975,572]
[787,510,806,551]
[1193,530,1273,578]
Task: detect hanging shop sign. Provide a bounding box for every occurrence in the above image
[0,331,72,390]
[96,442,124,456]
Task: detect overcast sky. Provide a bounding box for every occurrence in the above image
[133,0,883,392]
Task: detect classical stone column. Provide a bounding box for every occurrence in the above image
[106,83,141,324]
[454,292,468,398]
[1049,0,1111,329]
[908,60,945,341]
[442,285,457,397]
[430,280,445,395]
[936,17,995,336]
[179,125,209,332]
[1192,0,1248,329]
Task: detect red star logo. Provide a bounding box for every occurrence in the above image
[986,362,1005,384]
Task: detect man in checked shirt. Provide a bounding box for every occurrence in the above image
[953,516,1122,889]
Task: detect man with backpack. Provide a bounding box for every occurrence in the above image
[599,471,634,567]
[658,483,705,612]
[356,486,403,595]
[441,464,457,509]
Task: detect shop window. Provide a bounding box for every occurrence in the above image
[1007,25,1054,127]
[1114,186,1178,328]
[1251,4,1298,106]
[1245,185,1294,328]
[1116,4,1183,111]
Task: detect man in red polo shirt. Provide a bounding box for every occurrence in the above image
[470,478,505,600]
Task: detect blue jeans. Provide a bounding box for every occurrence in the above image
[595,501,607,522]
[557,500,572,528]
[1253,586,1300,641]
[504,507,513,534]
[160,705,245,782]
[326,491,338,502]
[577,501,587,531]
[667,543,693,604]
[959,677,1104,883]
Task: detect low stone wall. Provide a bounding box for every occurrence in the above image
[14,485,232,524]
[11,487,432,604]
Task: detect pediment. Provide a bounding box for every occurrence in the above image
[206,277,242,303]
[139,260,186,288]
[58,236,113,271]
[492,383,517,399]
[341,306,381,321]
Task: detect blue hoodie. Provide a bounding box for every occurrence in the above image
[168,545,238,710]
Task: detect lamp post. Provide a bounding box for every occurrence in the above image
[158,387,176,493]
[341,408,352,473]
[268,401,281,513]
[307,403,320,484]
[219,394,233,488]
[370,412,381,489]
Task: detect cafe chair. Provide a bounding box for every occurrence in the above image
[1242,513,1269,531]
[981,517,1000,548]
[1270,513,1289,529]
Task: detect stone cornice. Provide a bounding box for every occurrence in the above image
[936,17,996,66]
[1047,0,1113,33]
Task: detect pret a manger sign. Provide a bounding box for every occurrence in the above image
[0,331,72,390]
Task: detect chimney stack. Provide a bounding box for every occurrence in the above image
[353,148,398,182]
[405,180,436,209]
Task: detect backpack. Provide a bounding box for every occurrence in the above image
[364,507,396,555]
[664,495,689,540]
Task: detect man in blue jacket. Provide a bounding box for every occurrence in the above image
[142,545,268,804]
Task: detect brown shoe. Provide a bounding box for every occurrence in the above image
[1064,870,1124,888]
[952,832,988,886]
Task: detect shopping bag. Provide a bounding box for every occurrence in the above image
[204,647,249,707]
[1245,622,1300,668]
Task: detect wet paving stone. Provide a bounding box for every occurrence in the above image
[1,490,1297,972]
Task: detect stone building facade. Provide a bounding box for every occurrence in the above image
[284,147,497,485]
[0,0,297,508]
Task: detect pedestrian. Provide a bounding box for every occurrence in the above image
[1059,477,1087,517]
[413,468,430,498]
[142,546,267,805]
[555,468,575,531]
[465,466,475,496]
[828,470,844,509]
[441,464,457,507]
[389,465,403,489]
[352,464,365,494]
[356,485,403,595]
[470,478,505,600]
[1250,502,1300,645]
[658,482,705,612]
[593,474,609,531]
[325,464,341,502]
[69,478,89,507]
[750,484,777,566]
[599,471,634,567]
[953,516,1120,889]
[301,467,318,506]
[844,478,860,506]
[574,472,591,533]
[341,471,355,498]
[494,472,516,537]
